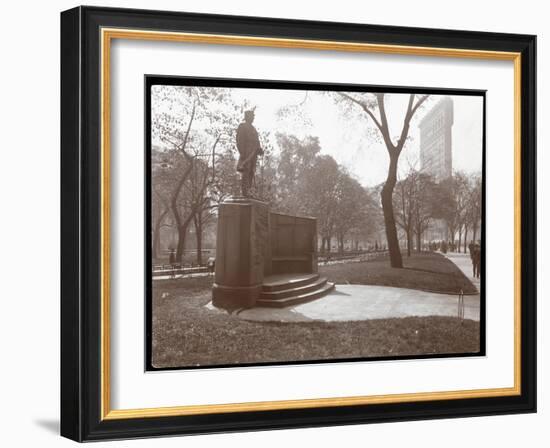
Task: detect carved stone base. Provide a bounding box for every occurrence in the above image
[212,197,269,310]
[211,283,262,310]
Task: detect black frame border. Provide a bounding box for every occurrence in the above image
[61,6,536,442]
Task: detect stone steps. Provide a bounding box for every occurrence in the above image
[261,273,320,292]
[260,276,330,300]
[257,274,335,308]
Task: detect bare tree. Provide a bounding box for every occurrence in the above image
[394,172,415,257]
[337,93,429,267]
[151,152,175,259]
[411,173,435,253]
[151,85,238,262]
[464,173,482,248]
[152,189,170,259]
[437,171,470,251]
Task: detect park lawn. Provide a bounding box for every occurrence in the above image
[152,278,480,368]
[319,251,477,294]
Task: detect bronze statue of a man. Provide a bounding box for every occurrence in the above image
[236,110,263,197]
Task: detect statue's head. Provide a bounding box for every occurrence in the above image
[244,109,255,123]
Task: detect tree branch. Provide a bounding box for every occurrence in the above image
[396,94,429,153]
[338,92,384,132]
[411,94,429,117]
[179,101,197,160]
[375,93,396,153]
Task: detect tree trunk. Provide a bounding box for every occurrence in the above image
[416,230,422,253]
[170,161,194,263]
[153,227,160,260]
[458,229,462,253]
[447,224,455,247]
[463,227,468,253]
[194,213,203,266]
[175,224,189,263]
[152,208,169,260]
[406,229,412,257]
[321,236,330,253]
[381,155,403,268]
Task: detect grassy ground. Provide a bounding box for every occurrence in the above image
[319,251,477,294]
[152,276,480,368]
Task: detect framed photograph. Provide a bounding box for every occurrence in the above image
[61,6,536,442]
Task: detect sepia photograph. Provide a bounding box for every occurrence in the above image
[146,77,485,370]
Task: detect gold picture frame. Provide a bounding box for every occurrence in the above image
[61,6,536,441]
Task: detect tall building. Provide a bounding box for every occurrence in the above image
[418,97,454,243]
[419,97,454,182]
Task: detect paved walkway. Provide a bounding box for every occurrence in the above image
[442,252,480,293]
[237,284,480,323]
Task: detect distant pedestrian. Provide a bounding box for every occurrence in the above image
[472,243,481,278]
[207,257,216,274]
[468,241,475,260]
[168,249,177,279]
[169,249,175,265]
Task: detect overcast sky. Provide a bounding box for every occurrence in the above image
[230,88,483,187]
[153,85,483,187]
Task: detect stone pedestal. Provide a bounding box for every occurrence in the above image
[212,197,270,310]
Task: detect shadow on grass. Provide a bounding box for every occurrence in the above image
[319,252,477,295]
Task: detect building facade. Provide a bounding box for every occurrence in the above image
[419,97,454,243]
[419,96,454,181]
